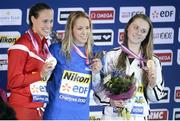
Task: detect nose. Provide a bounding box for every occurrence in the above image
[46,21,53,29]
[136,28,141,35]
[82,28,87,35]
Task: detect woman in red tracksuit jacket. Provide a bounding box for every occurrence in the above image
[7,3,56,120]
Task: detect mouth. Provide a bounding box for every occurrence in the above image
[44,30,51,35]
[81,36,89,40]
[132,34,141,39]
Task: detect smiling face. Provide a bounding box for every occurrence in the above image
[31,9,53,39]
[127,18,150,45]
[72,17,90,46]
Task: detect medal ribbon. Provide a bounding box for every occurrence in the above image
[27,29,51,58]
[120,44,147,69]
[72,44,89,65]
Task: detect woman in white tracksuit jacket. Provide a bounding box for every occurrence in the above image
[93,14,165,120]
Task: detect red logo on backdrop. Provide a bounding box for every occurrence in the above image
[56,31,65,40]
[176,90,180,99]
[154,52,172,62]
[148,109,168,120]
[90,10,114,20]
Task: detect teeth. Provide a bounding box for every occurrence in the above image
[44,29,50,32]
[81,36,88,39]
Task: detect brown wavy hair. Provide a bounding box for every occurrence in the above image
[117,14,154,90]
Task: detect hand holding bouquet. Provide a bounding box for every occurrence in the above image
[103,70,136,120]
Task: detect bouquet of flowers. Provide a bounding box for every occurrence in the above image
[103,69,136,120]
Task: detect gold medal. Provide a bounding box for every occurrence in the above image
[147,59,154,69]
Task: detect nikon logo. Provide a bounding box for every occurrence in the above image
[63,70,90,83]
[0,31,20,48]
[0,36,16,43]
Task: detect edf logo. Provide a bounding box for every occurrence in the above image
[150,6,175,22]
[31,85,46,93]
[160,10,174,17]
[73,85,88,94]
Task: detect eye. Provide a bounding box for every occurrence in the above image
[43,19,48,23]
[50,19,53,24]
[42,19,53,24]
[141,29,148,34]
[133,25,139,30]
[77,27,83,30]
[86,26,90,30]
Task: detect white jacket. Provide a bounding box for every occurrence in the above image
[93,47,165,120]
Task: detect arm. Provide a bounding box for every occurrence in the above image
[46,43,59,94]
[7,49,41,89]
[93,49,120,105]
[146,57,165,102]
[92,72,104,93]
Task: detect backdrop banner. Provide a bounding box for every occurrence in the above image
[0,0,180,120]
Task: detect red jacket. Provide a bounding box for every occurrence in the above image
[7,30,48,108]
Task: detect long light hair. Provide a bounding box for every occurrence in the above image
[117,14,154,92]
[61,11,94,60]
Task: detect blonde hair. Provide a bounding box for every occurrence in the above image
[61,11,94,60]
